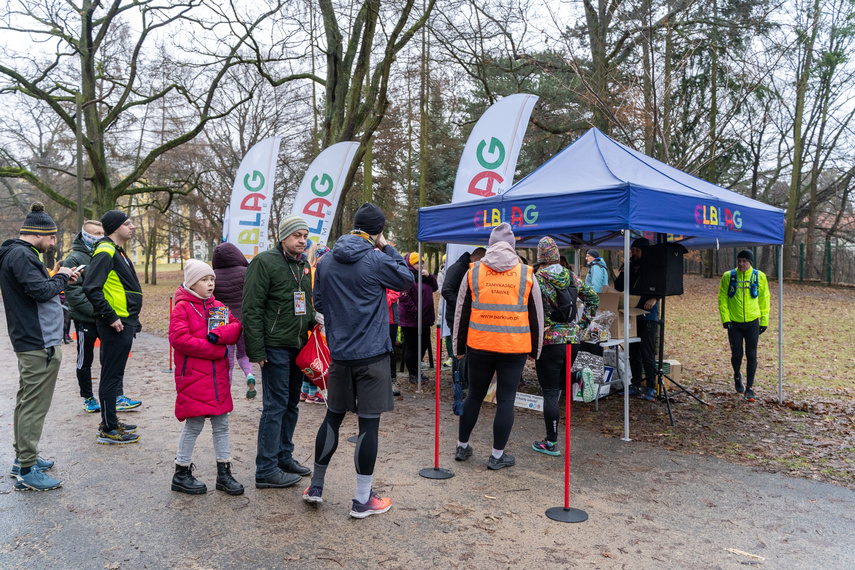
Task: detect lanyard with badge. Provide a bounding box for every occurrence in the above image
[286,256,307,316]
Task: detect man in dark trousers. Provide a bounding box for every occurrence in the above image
[304,203,413,518]
[0,203,80,490]
[614,237,660,402]
[243,215,316,489]
[440,247,485,415]
[84,210,142,444]
[62,219,105,413]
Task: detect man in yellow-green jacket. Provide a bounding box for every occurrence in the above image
[718,249,770,402]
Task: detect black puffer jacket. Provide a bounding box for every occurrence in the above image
[212,242,248,320]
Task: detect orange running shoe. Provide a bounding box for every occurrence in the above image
[350,490,392,518]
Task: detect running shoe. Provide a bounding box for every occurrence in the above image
[303,485,323,504]
[580,367,596,403]
[10,456,54,478]
[97,427,140,445]
[642,388,657,402]
[246,374,257,399]
[350,490,392,518]
[83,397,100,413]
[116,394,142,411]
[15,465,62,491]
[487,452,516,470]
[734,374,745,393]
[306,392,325,404]
[532,439,560,456]
[299,391,307,402]
[455,444,473,461]
[744,388,755,402]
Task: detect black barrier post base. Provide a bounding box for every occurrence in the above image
[419,467,454,480]
[546,506,588,523]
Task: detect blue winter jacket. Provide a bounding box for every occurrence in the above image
[313,234,414,362]
[585,257,608,293]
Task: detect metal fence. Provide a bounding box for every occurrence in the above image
[683,241,855,286]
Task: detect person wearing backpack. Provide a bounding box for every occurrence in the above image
[532,236,599,456]
[718,249,770,402]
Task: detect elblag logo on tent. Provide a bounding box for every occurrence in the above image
[473,205,539,230]
[695,204,742,231]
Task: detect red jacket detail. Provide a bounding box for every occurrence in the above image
[168,286,243,421]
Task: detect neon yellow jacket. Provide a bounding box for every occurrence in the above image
[718,268,770,327]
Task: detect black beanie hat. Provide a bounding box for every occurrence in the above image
[20,202,58,235]
[587,249,600,258]
[101,210,129,236]
[353,202,385,235]
[631,237,650,249]
[737,249,754,264]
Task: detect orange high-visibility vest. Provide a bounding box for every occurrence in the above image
[466,261,534,353]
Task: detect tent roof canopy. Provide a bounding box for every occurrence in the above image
[417,128,785,250]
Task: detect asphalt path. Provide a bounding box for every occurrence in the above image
[1,302,853,568]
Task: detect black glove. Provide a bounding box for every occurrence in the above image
[759,326,767,334]
[206,332,219,344]
[723,322,731,330]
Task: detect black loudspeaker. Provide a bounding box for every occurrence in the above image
[640,243,687,296]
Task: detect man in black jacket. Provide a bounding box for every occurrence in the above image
[0,203,80,491]
[62,220,105,413]
[440,247,485,415]
[84,210,143,444]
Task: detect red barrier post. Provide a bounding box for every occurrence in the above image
[545,343,588,523]
[419,325,453,480]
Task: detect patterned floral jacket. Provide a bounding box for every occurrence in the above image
[535,264,599,346]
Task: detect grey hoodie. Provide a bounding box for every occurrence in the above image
[313,233,414,363]
[453,241,544,358]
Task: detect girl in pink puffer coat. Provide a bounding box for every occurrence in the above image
[168,260,244,496]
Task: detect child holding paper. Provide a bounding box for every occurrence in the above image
[168,260,244,495]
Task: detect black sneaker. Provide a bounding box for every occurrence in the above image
[255,469,301,489]
[455,444,473,461]
[734,374,744,393]
[279,460,311,477]
[487,452,515,470]
[97,428,139,445]
[744,388,755,402]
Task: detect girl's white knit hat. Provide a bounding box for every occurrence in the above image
[184,259,215,289]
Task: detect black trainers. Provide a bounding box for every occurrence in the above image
[279,460,311,477]
[744,388,755,402]
[255,468,301,489]
[487,452,515,470]
[734,374,744,393]
[97,427,139,445]
[455,444,473,461]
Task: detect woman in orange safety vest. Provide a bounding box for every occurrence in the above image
[451,223,543,470]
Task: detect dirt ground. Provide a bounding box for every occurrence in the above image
[1,302,855,568]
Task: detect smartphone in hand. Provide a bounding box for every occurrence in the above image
[75,265,86,272]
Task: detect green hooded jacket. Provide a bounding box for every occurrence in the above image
[61,231,97,323]
[242,241,315,362]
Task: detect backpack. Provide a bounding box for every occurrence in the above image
[551,277,579,323]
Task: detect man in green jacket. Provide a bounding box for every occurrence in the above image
[243,215,316,489]
[84,210,142,444]
[718,249,770,402]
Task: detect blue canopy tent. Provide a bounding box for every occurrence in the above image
[416,128,786,441]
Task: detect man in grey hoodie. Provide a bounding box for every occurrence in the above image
[304,203,413,518]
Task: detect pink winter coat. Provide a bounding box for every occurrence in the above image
[168,285,243,421]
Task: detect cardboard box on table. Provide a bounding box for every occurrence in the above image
[596,292,648,339]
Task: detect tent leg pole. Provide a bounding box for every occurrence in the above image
[778,244,783,404]
[418,242,423,393]
[622,230,631,442]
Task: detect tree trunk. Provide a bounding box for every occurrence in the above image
[784,0,821,276]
